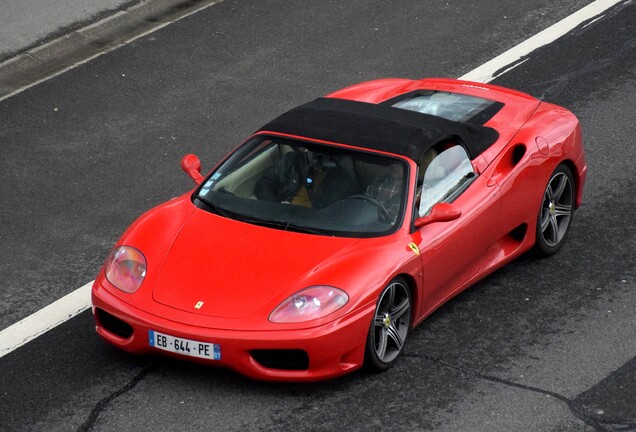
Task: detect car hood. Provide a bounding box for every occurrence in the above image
[152,208,359,319]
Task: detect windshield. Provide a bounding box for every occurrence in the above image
[195,136,409,237]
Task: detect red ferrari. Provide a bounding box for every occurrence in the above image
[92,78,587,381]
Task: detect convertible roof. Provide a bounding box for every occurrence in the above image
[258,97,500,161]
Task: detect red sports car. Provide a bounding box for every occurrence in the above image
[92,78,587,381]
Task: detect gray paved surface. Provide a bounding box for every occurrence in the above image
[0,0,220,98]
[1,0,133,60]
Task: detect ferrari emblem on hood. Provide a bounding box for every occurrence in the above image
[194,301,204,309]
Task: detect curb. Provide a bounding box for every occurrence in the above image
[0,0,220,100]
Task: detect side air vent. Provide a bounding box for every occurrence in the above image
[511,144,526,166]
[488,143,528,186]
[509,223,528,242]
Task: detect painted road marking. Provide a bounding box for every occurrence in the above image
[460,0,626,82]
[0,281,93,358]
[0,0,626,359]
[0,1,224,103]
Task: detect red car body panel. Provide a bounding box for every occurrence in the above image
[92,78,587,381]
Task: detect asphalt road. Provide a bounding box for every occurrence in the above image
[1,0,635,431]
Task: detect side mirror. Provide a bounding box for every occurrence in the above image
[414,202,462,228]
[180,154,204,184]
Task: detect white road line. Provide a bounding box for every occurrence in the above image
[0,281,93,358]
[460,0,625,82]
[0,0,223,103]
[0,0,626,359]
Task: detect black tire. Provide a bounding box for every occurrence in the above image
[534,164,575,257]
[364,277,412,372]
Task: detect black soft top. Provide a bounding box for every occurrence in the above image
[258,97,499,161]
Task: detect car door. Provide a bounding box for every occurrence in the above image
[412,145,502,313]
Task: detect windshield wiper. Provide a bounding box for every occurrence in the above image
[195,195,321,234]
[244,218,322,235]
[195,195,231,218]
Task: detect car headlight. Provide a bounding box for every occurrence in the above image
[269,286,349,323]
[104,246,147,293]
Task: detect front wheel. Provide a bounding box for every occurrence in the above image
[364,277,412,372]
[534,164,575,256]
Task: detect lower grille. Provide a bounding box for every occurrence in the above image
[250,349,309,371]
[96,308,134,339]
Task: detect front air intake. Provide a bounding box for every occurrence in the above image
[96,308,134,339]
[250,349,310,371]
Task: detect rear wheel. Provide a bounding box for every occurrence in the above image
[534,164,575,256]
[364,277,412,371]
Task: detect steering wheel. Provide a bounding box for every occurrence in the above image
[349,194,390,223]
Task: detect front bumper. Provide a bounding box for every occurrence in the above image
[91,281,373,382]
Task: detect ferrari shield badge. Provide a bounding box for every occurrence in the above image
[408,242,420,256]
[194,301,204,309]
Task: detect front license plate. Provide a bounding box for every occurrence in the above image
[149,330,221,360]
